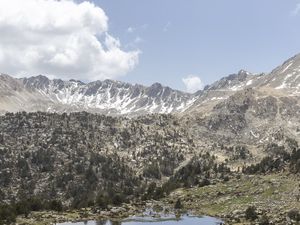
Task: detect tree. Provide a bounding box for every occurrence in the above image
[174,199,183,209]
[287,209,300,221]
[49,200,63,212]
[147,182,157,196]
[15,200,30,218]
[0,204,16,225]
[96,192,109,209]
[112,193,125,206]
[28,197,44,211]
[245,206,258,221]
[153,187,164,200]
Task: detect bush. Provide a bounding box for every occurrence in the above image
[198,178,210,187]
[174,199,183,209]
[245,206,258,221]
[49,200,63,212]
[143,163,161,179]
[111,193,125,206]
[28,197,44,211]
[14,200,30,218]
[152,187,164,200]
[162,181,180,195]
[96,193,109,209]
[0,204,16,225]
[287,209,300,221]
[223,176,230,182]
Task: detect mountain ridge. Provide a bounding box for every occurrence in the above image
[0,53,300,116]
[0,73,196,115]
[0,54,300,225]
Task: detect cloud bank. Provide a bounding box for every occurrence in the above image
[182,75,204,93]
[0,0,139,81]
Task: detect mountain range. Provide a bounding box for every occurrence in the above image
[0,74,195,116]
[0,53,300,224]
[1,53,300,151]
[0,53,299,117]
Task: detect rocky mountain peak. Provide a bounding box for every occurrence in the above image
[69,79,85,85]
[238,69,252,76]
[0,52,300,116]
[204,70,254,92]
[0,73,24,93]
[261,53,300,94]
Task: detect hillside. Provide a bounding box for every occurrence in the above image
[0,53,300,225]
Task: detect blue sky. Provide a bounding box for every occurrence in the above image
[1,0,300,92]
[91,0,300,91]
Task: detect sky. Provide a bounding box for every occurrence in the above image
[0,0,300,92]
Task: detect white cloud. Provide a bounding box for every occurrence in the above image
[0,0,140,81]
[182,75,204,93]
[125,36,144,50]
[127,27,135,33]
[163,22,171,32]
[291,3,300,16]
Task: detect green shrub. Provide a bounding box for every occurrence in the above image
[174,199,183,209]
[0,204,16,225]
[287,209,300,221]
[49,200,63,212]
[245,206,258,221]
[96,193,110,209]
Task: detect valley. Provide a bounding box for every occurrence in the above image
[0,53,300,225]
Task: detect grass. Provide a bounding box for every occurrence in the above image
[17,173,300,225]
[168,172,300,223]
[16,210,83,225]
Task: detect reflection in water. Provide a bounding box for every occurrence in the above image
[96,221,109,225]
[96,220,107,225]
[111,221,121,225]
[99,220,121,225]
[58,214,223,225]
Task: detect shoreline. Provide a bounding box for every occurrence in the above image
[17,173,300,225]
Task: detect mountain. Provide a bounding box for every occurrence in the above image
[1,53,300,225]
[180,54,300,168]
[0,53,300,150]
[0,112,207,205]
[186,54,300,115]
[1,53,299,160]
[262,53,300,93]
[189,88,300,143]
[0,75,196,116]
[0,53,300,117]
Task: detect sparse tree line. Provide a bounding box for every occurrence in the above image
[0,198,63,225]
[0,112,199,224]
[243,206,300,224]
[243,142,300,174]
[0,112,299,224]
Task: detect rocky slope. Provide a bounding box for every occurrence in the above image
[169,173,300,225]
[186,53,300,116]
[0,74,196,116]
[0,53,300,182]
[188,88,300,143]
[1,53,300,225]
[178,54,300,166]
[0,112,197,205]
[0,53,300,118]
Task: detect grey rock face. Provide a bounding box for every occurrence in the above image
[0,74,196,116]
[0,52,300,119]
[263,53,300,92]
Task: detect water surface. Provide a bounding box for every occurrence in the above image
[58,215,223,225]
